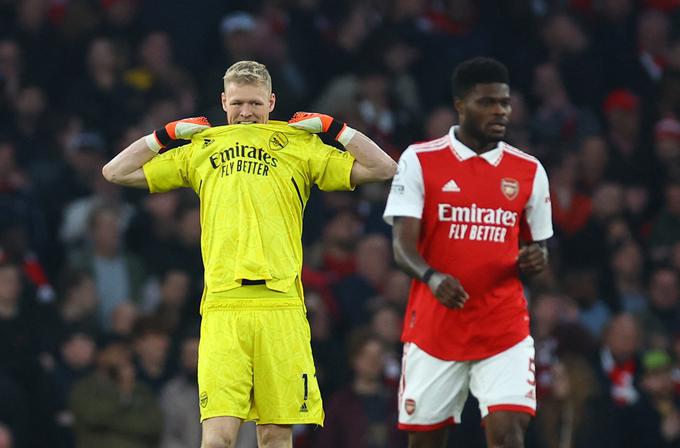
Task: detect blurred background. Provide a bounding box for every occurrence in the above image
[1,0,680,447]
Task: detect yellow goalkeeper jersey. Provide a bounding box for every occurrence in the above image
[143,121,355,300]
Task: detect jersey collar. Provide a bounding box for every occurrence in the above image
[448,126,504,166]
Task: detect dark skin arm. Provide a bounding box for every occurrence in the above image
[394,218,549,307]
[518,240,548,276]
[393,216,469,309]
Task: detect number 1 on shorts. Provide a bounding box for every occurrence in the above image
[301,373,308,400]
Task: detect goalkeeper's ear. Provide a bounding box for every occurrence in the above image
[269,92,276,113]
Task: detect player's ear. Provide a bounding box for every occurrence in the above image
[454,97,464,118]
[269,92,276,112]
[221,92,228,113]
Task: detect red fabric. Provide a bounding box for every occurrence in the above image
[398,417,455,431]
[423,8,477,35]
[645,0,680,12]
[23,254,50,286]
[551,191,592,236]
[603,89,639,114]
[655,118,680,141]
[402,142,539,360]
[487,404,536,416]
[569,0,594,15]
[321,252,355,279]
[301,265,341,320]
[607,360,637,406]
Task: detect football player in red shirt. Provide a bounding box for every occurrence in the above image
[384,57,553,448]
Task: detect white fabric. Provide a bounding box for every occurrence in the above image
[398,336,536,426]
[383,147,425,225]
[523,161,553,241]
[448,126,503,165]
[145,132,162,153]
[337,125,356,147]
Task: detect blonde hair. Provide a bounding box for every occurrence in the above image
[223,60,272,93]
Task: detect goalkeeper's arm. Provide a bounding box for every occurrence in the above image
[288,112,397,185]
[102,117,210,188]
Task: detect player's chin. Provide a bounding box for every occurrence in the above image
[485,125,506,140]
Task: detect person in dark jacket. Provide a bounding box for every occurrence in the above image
[314,329,406,448]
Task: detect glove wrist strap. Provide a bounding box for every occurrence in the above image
[154,127,172,147]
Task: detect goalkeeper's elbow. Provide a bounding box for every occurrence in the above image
[375,158,398,181]
[102,163,116,183]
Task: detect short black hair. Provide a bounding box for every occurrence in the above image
[452,57,510,98]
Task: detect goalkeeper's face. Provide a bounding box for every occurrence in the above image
[222,81,276,125]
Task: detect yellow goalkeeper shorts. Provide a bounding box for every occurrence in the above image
[198,286,324,426]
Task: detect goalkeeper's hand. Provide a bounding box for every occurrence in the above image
[145,116,211,153]
[288,111,356,147]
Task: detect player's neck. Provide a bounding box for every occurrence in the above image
[455,127,497,154]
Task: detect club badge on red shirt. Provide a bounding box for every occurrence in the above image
[501,178,519,200]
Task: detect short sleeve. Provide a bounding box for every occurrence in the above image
[523,161,553,241]
[142,143,194,193]
[308,137,355,192]
[383,147,424,225]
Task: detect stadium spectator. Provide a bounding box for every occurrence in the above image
[333,233,392,330]
[314,330,405,447]
[69,335,162,448]
[66,37,136,140]
[59,171,135,250]
[653,117,680,185]
[50,327,97,447]
[68,205,146,328]
[534,354,620,448]
[550,152,593,237]
[379,269,411,311]
[370,303,403,382]
[55,269,99,334]
[0,423,12,448]
[530,62,598,157]
[607,240,649,313]
[640,267,680,346]
[577,135,609,194]
[131,317,171,394]
[564,268,612,338]
[146,267,196,335]
[649,183,680,261]
[124,190,182,276]
[159,330,201,448]
[541,13,605,110]
[597,313,643,407]
[625,349,680,447]
[109,301,139,338]
[602,89,650,185]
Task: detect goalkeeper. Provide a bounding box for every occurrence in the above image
[102,60,397,448]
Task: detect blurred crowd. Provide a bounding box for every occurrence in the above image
[1,0,680,447]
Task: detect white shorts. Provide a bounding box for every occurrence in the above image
[398,336,536,431]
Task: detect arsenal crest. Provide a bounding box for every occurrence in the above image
[501,178,519,200]
[405,398,416,415]
[269,131,289,151]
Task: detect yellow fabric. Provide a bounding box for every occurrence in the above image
[142,121,355,308]
[198,297,324,425]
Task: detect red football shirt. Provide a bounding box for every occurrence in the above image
[384,127,553,360]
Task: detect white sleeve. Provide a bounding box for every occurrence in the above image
[383,147,424,225]
[524,161,553,241]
